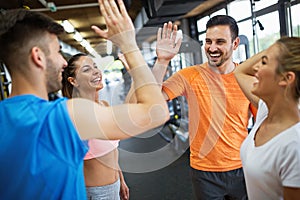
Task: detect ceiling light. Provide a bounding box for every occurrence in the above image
[80,39,89,48]
[85,45,94,54]
[61,20,74,33]
[73,31,83,42]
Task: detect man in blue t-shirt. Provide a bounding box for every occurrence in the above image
[0,0,169,199]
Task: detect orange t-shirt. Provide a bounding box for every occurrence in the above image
[162,63,251,172]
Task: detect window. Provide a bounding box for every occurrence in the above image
[291,3,300,36]
[210,8,226,18]
[198,33,207,63]
[228,0,251,21]
[252,0,278,11]
[256,11,280,51]
[197,16,209,33]
[238,20,255,55]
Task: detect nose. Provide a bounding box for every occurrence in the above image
[253,63,260,72]
[208,42,218,52]
[93,67,101,75]
[62,58,68,69]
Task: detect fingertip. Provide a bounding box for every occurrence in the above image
[91,25,97,30]
[174,24,178,30]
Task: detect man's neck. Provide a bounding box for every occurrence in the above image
[9,74,49,100]
[207,61,235,74]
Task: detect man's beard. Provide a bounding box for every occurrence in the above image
[45,58,62,93]
[208,57,224,68]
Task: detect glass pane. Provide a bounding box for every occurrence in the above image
[198,33,207,63]
[252,0,277,11]
[210,8,226,18]
[291,3,300,37]
[228,0,252,21]
[256,11,280,52]
[238,20,255,56]
[197,16,209,32]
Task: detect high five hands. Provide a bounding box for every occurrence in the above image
[156,21,182,64]
[92,0,137,52]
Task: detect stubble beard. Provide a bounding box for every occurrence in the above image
[46,58,62,93]
[208,57,224,68]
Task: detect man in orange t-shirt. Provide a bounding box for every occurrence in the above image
[153,16,254,199]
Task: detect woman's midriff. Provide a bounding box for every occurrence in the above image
[84,149,119,187]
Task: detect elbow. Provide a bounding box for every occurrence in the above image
[149,101,170,126]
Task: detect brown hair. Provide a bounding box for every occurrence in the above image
[61,53,87,98]
[0,9,64,73]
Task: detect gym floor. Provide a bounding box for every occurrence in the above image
[119,126,195,200]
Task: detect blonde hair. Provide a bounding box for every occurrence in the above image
[275,37,300,99]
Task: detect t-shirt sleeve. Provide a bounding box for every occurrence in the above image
[162,71,188,100]
[280,139,300,188]
[255,100,268,123]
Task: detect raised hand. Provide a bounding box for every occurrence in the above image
[156,21,182,64]
[92,0,137,52]
[151,21,182,86]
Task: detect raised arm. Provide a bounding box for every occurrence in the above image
[67,0,169,140]
[152,21,182,86]
[125,21,182,103]
[234,51,265,108]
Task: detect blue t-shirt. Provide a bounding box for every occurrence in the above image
[0,95,88,199]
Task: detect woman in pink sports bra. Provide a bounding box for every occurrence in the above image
[62,53,129,200]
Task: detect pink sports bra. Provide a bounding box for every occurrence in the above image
[84,139,119,160]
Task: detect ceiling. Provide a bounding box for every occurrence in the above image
[0,0,226,56]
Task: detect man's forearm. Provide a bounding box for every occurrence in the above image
[152,59,170,86]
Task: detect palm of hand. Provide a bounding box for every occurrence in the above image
[156,38,179,61]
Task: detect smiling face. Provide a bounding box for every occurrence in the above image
[72,56,103,93]
[204,25,239,69]
[251,44,281,99]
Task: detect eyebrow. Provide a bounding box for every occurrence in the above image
[205,38,227,42]
[261,55,268,60]
[82,64,92,68]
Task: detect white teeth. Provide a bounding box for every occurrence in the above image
[210,53,220,57]
[91,78,101,83]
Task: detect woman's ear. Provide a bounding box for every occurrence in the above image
[279,71,296,86]
[31,46,46,70]
[67,77,79,87]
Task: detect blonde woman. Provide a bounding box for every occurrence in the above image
[234,37,300,199]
